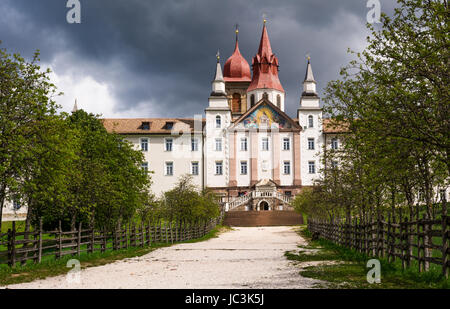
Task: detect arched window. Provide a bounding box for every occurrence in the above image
[216,115,221,128]
[263,92,269,100]
[250,94,255,107]
[232,93,241,113]
[308,115,314,128]
[277,95,281,108]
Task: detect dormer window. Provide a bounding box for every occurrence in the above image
[141,122,151,130]
[164,122,174,130]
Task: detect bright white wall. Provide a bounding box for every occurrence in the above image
[124,134,203,197]
[299,110,323,186]
[247,89,285,111]
[205,110,230,188]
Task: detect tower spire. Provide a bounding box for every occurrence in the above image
[301,56,318,98]
[72,98,78,113]
[247,21,284,93]
[211,52,226,96]
[304,56,315,82]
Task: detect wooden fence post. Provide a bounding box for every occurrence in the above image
[147,221,151,246]
[169,222,174,244]
[90,226,95,254]
[77,222,82,256]
[164,222,168,243]
[416,208,422,273]
[57,220,62,260]
[441,197,448,279]
[38,218,43,263]
[423,213,430,271]
[7,222,16,267]
[140,223,145,247]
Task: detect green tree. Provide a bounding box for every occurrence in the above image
[0,47,59,231]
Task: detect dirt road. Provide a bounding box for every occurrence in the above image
[6,226,320,289]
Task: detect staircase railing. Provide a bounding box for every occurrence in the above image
[225,190,293,211]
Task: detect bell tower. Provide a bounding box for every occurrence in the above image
[224,26,251,117]
[247,20,285,111]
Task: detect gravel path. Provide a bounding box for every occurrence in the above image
[6,226,321,289]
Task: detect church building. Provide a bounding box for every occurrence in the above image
[102,22,343,212]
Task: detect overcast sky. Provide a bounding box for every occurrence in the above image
[0,0,398,118]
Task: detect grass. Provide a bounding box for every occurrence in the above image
[285,226,450,289]
[1,221,27,234]
[0,224,231,286]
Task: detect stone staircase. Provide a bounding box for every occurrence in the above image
[223,210,303,227]
[224,190,293,211]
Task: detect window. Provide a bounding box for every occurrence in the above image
[285,191,292,197]
[215,161,223,175]
[165,162,173,176]
[191,162,199,175]
[250,94,255,107]
[215,138,222,151]
[13,199,21,210]
[283,138,290,151]
[331,138,339,150]
[232,93,241,113]
[261,137,269,151]
[308,138,315,150]
[165,138,173,151]
[164,122,174,130]
[308,115,314,128]
[308,161,316,174]
[263,92,269,100]
[440,190,447,201]
[216,115,221,128]
[191,138,199,152]
[331,161,338,169]
[277,95,281,108]
[283,161,291,175]
[141,162,149,172]
[141,122,150,130]
[141,138,148,152]
[240,138,248,151]
[240,161,248,175]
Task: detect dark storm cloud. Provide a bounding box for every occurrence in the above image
[0,0,398,117]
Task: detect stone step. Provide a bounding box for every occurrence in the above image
[223,211,303,227]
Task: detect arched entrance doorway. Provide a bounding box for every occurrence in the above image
[259,201,270,211]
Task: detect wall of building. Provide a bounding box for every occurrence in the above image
[298,110,323,186]
[247,89,285,111]
[123,134,203,197]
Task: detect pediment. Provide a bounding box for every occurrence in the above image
[231,98,300,130]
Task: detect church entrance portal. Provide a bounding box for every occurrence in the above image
[260,201,269,211]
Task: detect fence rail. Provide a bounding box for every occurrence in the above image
[307,203,449,278]
[0,215,223,267]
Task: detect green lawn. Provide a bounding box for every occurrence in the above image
[285,226,450,289]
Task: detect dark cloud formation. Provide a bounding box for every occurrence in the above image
[0,0,398,118]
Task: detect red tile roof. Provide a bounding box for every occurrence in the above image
[247,24,284,93]
[224,39,251,82]
[102,118,205,135]
[323,118,350,133]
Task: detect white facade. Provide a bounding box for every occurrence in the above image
[124,134,204,196]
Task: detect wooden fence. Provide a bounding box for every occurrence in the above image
[307,202,449,278]
[0,215,223,267]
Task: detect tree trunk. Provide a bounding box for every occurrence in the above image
[0,184,7,232]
